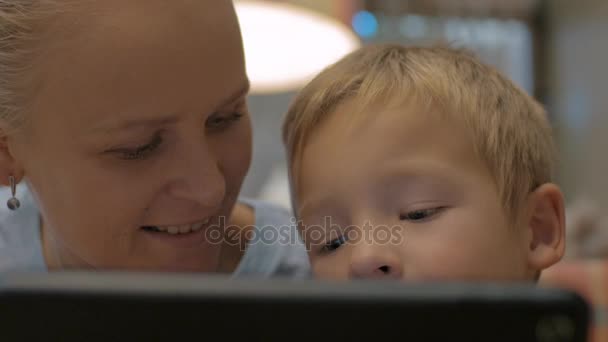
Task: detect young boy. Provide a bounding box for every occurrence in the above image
[282,44,566,282]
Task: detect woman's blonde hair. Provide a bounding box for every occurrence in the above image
[283,44,556,216]
[0,0,68,131]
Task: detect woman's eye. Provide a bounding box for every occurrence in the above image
[206,112,244,130]
[321,235,348,254]
[399,207,443,222]
[108,134,163,161]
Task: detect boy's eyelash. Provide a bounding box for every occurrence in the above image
[321,235,348,254]
[399,207,444,221]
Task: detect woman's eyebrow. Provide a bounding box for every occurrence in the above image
[88,80,251,135]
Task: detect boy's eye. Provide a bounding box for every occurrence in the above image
[206,111,244,130]
[321,235,348,254]
[399,207,443,222]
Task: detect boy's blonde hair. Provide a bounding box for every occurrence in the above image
[283,44,556,216]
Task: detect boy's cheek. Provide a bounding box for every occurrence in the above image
[311,257,351,280]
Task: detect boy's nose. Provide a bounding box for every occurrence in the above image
[349,249,403,280]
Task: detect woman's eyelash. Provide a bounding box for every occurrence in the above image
[104,110,244,161]
[206,111,245,129]
[109,133,163,161]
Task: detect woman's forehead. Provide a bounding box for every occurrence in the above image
[38,0,241,57]
[26,0,246,132]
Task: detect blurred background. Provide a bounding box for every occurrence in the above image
[236,0,608,220]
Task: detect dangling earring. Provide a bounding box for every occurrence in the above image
[7,175,20,210]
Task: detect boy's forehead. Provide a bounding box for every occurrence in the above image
[297,99,488,191]
[307,98,449,146]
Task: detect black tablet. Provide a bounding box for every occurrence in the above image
[0,272,590,341]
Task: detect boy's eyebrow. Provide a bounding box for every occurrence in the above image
[376,160,464,185]
[298,165,460,219]
[297,196,339,221]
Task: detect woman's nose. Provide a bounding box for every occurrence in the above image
[167,142,226,209]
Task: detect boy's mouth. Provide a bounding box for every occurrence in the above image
[141,218,211,236]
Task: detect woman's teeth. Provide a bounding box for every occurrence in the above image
[145,218,210,235]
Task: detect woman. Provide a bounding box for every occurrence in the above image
[0,0,310,277]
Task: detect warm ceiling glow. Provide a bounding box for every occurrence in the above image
[234,1,361,94]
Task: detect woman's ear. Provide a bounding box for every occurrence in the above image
[524,183,566,271]
[0,128,25,186]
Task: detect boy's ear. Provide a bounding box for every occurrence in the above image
[524,183,566,272]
